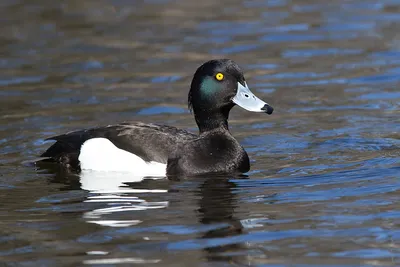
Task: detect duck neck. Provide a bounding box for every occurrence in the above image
[195,106,231,134]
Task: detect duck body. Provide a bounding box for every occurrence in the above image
[41,122,249,177]
[39,59,273,177]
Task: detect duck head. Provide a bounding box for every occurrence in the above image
[188,59,273,132]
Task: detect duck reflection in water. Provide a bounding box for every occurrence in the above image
[196,175,248,263]
[37,163,254,262]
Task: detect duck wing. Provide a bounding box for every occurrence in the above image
[40,122,197,168]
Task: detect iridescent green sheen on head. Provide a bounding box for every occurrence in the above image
[200,77,218,96]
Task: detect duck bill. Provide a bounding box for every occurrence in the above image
[232,82,273,114]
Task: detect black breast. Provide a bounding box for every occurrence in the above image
[166,130,250,176]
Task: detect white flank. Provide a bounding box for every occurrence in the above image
[78,138,166,176]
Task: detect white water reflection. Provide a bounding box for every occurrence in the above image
[83,257,161,265]
[80,171,168,227]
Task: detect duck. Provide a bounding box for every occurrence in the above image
[39,59,273,177]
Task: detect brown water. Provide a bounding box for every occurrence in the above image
[0,0,399,266]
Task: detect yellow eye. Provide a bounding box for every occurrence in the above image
[215,73,224,81]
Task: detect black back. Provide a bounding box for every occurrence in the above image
[41,123,197,170]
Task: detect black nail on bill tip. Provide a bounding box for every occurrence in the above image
[261,104,274,114]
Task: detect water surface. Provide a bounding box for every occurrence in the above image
[0,0,399,266]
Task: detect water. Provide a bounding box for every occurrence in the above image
[0,0,399,266]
